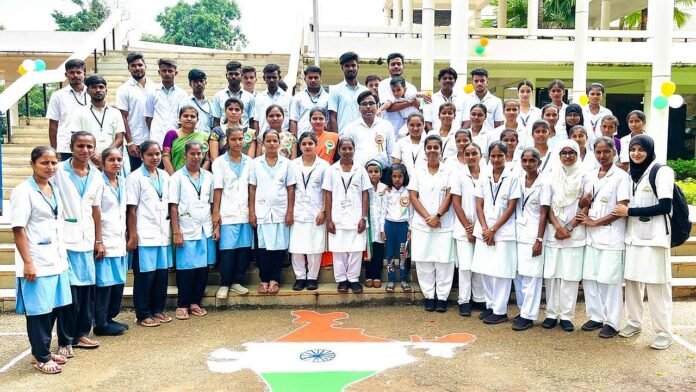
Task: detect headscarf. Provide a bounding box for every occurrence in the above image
[628,134,656,183]
[564,104,584,137]
[550,139,583,216]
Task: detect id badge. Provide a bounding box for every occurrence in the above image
[195,200,209,210]
[340,199,352,209]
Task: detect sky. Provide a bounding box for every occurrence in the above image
[0,0,386,52]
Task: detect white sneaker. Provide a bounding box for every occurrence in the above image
[650,335,674,350]
[618,325,642,338]
[230,283,249,295]
[216,286,230,299]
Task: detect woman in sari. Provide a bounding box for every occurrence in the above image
[163,105,211,174]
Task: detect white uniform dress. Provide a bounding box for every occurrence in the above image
[97,174,127,287]
[392,137,426,178]
[583,105,613,140]
[408,164,456,300]
[426,129,458,161]
[623,162,674,339]
[517,106,542,149]
[582,165,630,330]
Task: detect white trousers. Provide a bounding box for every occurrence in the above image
[514,274,543,321]
[583,279,623,330]
[457,270,485,305]
[332,252,362,282]
[291,253,322,280]
[482,275,512,315]
[545,278,579,321]
[624,280,673,338]
[416,262,455,300]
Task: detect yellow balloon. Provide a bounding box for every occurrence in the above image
[464,84,474,94]
[579,94,589,106]
[661,81,676,97]
[18,64,27,75]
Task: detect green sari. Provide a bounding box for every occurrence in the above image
[164,130,210,171]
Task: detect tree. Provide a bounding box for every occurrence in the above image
[482,0,575,29]
[622,0,695,30]
[52,0,110,31]
[149,0,248,50]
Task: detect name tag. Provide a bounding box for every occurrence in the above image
[300,195,312,204]
[195,200,209,209]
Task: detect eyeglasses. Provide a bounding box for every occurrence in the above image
[559,151,577,157]
[359,101,377,107]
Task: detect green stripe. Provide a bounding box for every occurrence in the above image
[260,371,375,392]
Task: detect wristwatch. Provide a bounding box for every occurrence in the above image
[126,141,135,147]
[362,216,368,222]
[535,237,543,242]
[436,212,442,218]
[564,223,574,232]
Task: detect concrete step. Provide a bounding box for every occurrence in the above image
[673,236,696,256]
[671,256,696,278]
[8,136,50,145]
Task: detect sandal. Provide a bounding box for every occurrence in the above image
[31,353,67,365]
[365,279,374,288]
[154,313,172,323]
[175,308,190,320]
[136,317,161,327]
[258,282,269,294]
[74,336,100,349]
[57,345,74,358]
[373,279,382,288]
[385,282,395,293]
[401,281,413,292]
[268,281,280,294]
[33,360,62,375]
[190,305,208,317]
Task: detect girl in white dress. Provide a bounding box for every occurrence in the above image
[427,103,458,160]
[530,120,554,174]
[612,135,675,350]
[569,125,599,173]
[500,129,521,171]
[548,79,568,132]
[494,100,521,147]
[583,83,613,139]
[392,112,426,178]
[541,104,565,150]
[517,80,542,135]
[468,104,496,156]
[409,134,456,313]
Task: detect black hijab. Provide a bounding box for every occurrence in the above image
[628,134,656,183]
[564,104,584,137]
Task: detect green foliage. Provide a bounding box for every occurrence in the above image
[667,159,696,181]
[18,84,59,118]
[52,0,110,32]
[622,0,694,30]
[150,0,247,50]
[483,0,575,29]
[677,180,696,205]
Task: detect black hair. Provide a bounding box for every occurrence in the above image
[30,146,57,163]
[531,119,550,132]
[337,137,355,149]
[85,75,107,87]
[126,52,144,65]
[569,125,588,138]
[382,163,410,188]
[463,142,482,154]
[387,53,404,63]
[65,59,85,71]
[188,69,206,81]
[139,140,161,158]
[226,61,242,72]
[308,106,327,119]
[503,98,520,109]
[184,140,204,154]
[469,103,488,117]
[179,105,198,118]
[438,102,457,115]
[241,65,256,74]
[488,140,508,155]
[101,147,122,164]
[304,65,322,76]
[157,58,177,69]
[225,125,245,139]
[263,63,281,75]
[224,97,244,111]
[424,134,443,150]
[406,112,424,125]
[517,80,534,90]
[586,82,605,94]
[357,90,377,105]
[265,104,285,118]
[339,52,359,65]
[626,110,646,123]
[365,75,381,84]
[437,67,457,81]
[298,131,318,145]
[70,131,96,149]
[262,129,281,142]
[455,128,472,141]
[500,128,519,142]
[520,147,541,164]
[593,136,617,154]
[600,115,619,127]
[389,76,406,88]
[470,67,488,78]
[548,79,566,90]
[540,103,558,116]
[278,80,288,91]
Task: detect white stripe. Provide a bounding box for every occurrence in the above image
[0,348,31,373]
[0,332,28,336]
[673,335,696,353]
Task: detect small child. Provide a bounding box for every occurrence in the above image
[381,163,412,292]
[379,76,425,139]
[365,160,388,288]
[365,75,382,103]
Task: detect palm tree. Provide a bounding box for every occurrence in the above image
[482,0,575,29]
[619,0,694,30]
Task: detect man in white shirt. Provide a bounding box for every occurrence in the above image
[46,59,90,160]
[71,75,125,166]
[212,61,255,128]
[463,67,504,130]
[116,52,156,171]
[425,67,466,132]
[145,58,189,145]
[184,69,214,133]
[377,53,421,116]
[342,91,394,167]
[328,51,368,135]
[253,63,291,133]
[290,65,329,135]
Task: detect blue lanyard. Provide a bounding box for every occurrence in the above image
[66,159,93,198]
[141,165,163,200]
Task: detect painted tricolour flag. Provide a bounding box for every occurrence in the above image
[207,310,476,392]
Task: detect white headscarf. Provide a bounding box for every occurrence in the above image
[550,139,583,216]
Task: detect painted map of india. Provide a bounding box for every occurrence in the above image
[207,310,477,391]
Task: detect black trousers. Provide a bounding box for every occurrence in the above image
[366,242,385,280]
[256,249,284,283]
[176,267,208,308]
[128,153,142,172]
[219,247,251,286]
[59,152,73,162]
[132,252,168,321]
[94,284,124,328]
[26,305,73,363]
[70,285,95,342]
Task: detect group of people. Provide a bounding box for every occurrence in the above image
[14,50,676,374]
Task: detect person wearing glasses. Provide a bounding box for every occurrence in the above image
[341,91,394,168]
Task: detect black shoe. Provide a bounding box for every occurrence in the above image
[598,324,619,339]
[581,320,603,331]
[458,303,472,317]
[512,314,521,322]
[306,279,318,291]
[292,279,307,291]
[337,281,349,292]
[471,301,487,311]
[560,320,575,332]
[93,323,126,336]
[483,313,509,324]
[478,308,493,320]
[541,318,558,329]
[349,282,363,293]
[435,300,448,313]
[108,319,129,330]
[424,298,436,312]
[512,317,534,331]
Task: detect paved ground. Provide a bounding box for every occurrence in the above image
[1,301,696,391]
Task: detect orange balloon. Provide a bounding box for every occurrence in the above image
[480,37,489,47]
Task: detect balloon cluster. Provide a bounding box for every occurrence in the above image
[475,37,489,56]
[18,59,47,75]
[653,81,683,109]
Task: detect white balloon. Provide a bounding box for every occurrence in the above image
[668,94,684,108]
[21,59,36,72]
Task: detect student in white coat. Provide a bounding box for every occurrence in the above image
[323,138,371,293]
[169,141,215,320]
[93,148,128,336]
[450,142,486,316]
[540,140,589,332]
[409,134,457,313]
[472,141,521,324]
[392,113,426,178]
[517,81,542,141]
[126,141,173,327]
[613,135,675,350]
[289,132,330,291]
[249,129,296,295]
[541,105,565,151]
[569,126,599,174]
[427,103,458,161]
[53,131,104,349]
[576,137,630,338]
[467,104,498,158]
[212,126,253,300]
[513,148,549,331]
[583,83,613,139]
[548,80,568,134]
[530,120,555,174]
[500,129,522,172]
[618,110,647,171]
[13,146,73,374]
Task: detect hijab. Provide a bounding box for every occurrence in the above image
[550,139,583,215]
[564,104,584,137]
[628,134,656,183]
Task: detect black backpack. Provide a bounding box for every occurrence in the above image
[648,164,692,248]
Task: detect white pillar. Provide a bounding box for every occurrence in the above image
[402,0,413,32]
[571,0,589,104]
[600,0,611,30]
[421,0,435,91]
[473,9,482,27]
[384,5,392,26]
[392,0,402,27]
[498,0,507,29]
[312,0,320,67]
[450,0,470,90]
[647,0,674,161]
[527,0,539,39]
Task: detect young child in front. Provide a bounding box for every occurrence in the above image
[379,76,424,139]
[381,163,412,293]
[365,160,387,288]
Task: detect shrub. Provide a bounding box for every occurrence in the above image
[677,180,696,205]
[668,159,696,181]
